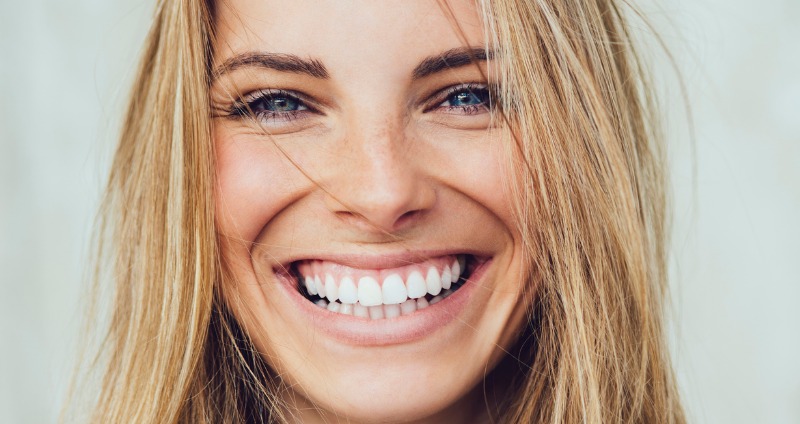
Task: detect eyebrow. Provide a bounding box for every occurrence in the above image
[211,46,494,82]
[412,47,494,80]
[212,52,330,80]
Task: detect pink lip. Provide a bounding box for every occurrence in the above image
[273,255,492,346]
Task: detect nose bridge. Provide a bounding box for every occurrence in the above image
[324,110,433,233]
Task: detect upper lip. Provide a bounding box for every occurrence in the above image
[272,249,489,272]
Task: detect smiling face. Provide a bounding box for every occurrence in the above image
[211,0,529,422]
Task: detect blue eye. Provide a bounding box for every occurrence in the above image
[445,90,489,107]
[432,84,493,114]
[231,89,310,121]
[256,93,303,112]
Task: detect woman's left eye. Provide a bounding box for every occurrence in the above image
[429,84,493,114]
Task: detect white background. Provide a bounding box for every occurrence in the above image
[1,0,798,422]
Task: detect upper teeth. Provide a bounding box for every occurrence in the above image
[299,255,466,306]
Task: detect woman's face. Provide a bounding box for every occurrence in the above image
[211,1,528,422]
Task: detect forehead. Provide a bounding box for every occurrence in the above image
[212,0,486,73]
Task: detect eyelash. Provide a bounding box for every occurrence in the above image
[227,83,495,123]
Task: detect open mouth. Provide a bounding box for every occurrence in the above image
[287,254,479,320]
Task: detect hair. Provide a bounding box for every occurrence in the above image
[66,0,685,422]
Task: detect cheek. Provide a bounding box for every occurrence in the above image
[436,131,517,236]
[214,129,310,244]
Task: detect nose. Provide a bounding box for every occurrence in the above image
[323,118,435,234]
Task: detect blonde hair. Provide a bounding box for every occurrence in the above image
[69,0,685,422]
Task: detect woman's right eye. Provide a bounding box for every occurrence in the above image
[230,89,314,123]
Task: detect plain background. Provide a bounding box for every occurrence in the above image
[1,0,798,422]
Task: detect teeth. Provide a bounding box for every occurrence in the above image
[339,303,354,315]
[353,303,369,318]
[320,292,456,319]
[400,299,417,315]
[406,271,427,299]
[305,276,318,296]
[426,267,442,296]
[338,276,358,304]
[325,274,338,302]
[301,255,469,315]
[368,305,384,319]
[316,275,326,298]
[384,304,401,319]
[382,274,408,304]
[451,259,461,283]
[358,276,382,307]
[441,266,452,290]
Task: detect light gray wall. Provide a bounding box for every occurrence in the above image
[0,1,797,422]
[654,0,800,422]
[0,1,153,422]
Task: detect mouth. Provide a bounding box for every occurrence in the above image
[284,254,480,320]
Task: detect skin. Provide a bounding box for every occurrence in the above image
[210,1,530,422]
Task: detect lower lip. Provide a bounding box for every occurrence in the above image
[274,259,492,346]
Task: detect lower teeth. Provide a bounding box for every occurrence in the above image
[309,283,463,319]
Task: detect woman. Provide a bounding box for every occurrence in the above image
[74,0,685,422]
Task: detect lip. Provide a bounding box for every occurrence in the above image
[272,253,493,346]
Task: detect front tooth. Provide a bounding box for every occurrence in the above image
[338,276,358,304]
[406,271,427,299]
[368,305,384,320]
[382,274,408,304]
[327,301,341,312]
[315,299,328,308]
[305,276,318,296]
[426,267,442,296]
[358,277,382,307]
[416,298,429,309]
[324,274,338,302]
[441,266,452,290]
[451,259,461,283]
[316,275,326,297]
[384,304,401,318]
[430,295,443,305]
[400,299,417,315]
[353,303,369,318]
[339,303,354,315]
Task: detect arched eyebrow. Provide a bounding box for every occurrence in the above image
[211,52,330,80]
[412,47,494,80]
[211,46,494,82]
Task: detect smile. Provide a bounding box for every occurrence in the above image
[287,254,480,320]
[270,252,492,346]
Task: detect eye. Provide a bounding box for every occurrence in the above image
[427,83,494,115]
[230,89,313,122]
[443,88,489,107]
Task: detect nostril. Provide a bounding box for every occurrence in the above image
[394,209,424,229]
